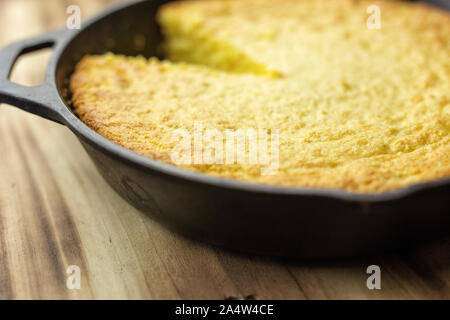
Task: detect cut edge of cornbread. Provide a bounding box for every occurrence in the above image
[157,2,282,78]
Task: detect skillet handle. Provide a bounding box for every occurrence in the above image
[0,29,69,124]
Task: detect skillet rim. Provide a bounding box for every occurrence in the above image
[53,0,450,203]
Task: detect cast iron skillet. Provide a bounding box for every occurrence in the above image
[0,0,449,258]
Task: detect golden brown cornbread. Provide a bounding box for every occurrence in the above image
[70,0,450,193]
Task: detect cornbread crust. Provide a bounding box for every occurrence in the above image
[70,0,450,193]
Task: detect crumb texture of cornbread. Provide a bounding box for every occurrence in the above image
[70,0,450,193]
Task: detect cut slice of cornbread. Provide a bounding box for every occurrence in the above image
[71,0,450,193]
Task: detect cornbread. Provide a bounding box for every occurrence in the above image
[70,0,450,193]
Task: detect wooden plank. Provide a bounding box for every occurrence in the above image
[0,0,449,300]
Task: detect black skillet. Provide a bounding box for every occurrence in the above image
[0,0,449,258]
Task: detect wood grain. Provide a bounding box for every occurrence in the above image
[0,0,449,300]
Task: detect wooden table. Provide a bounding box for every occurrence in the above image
[0,0,449,300]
